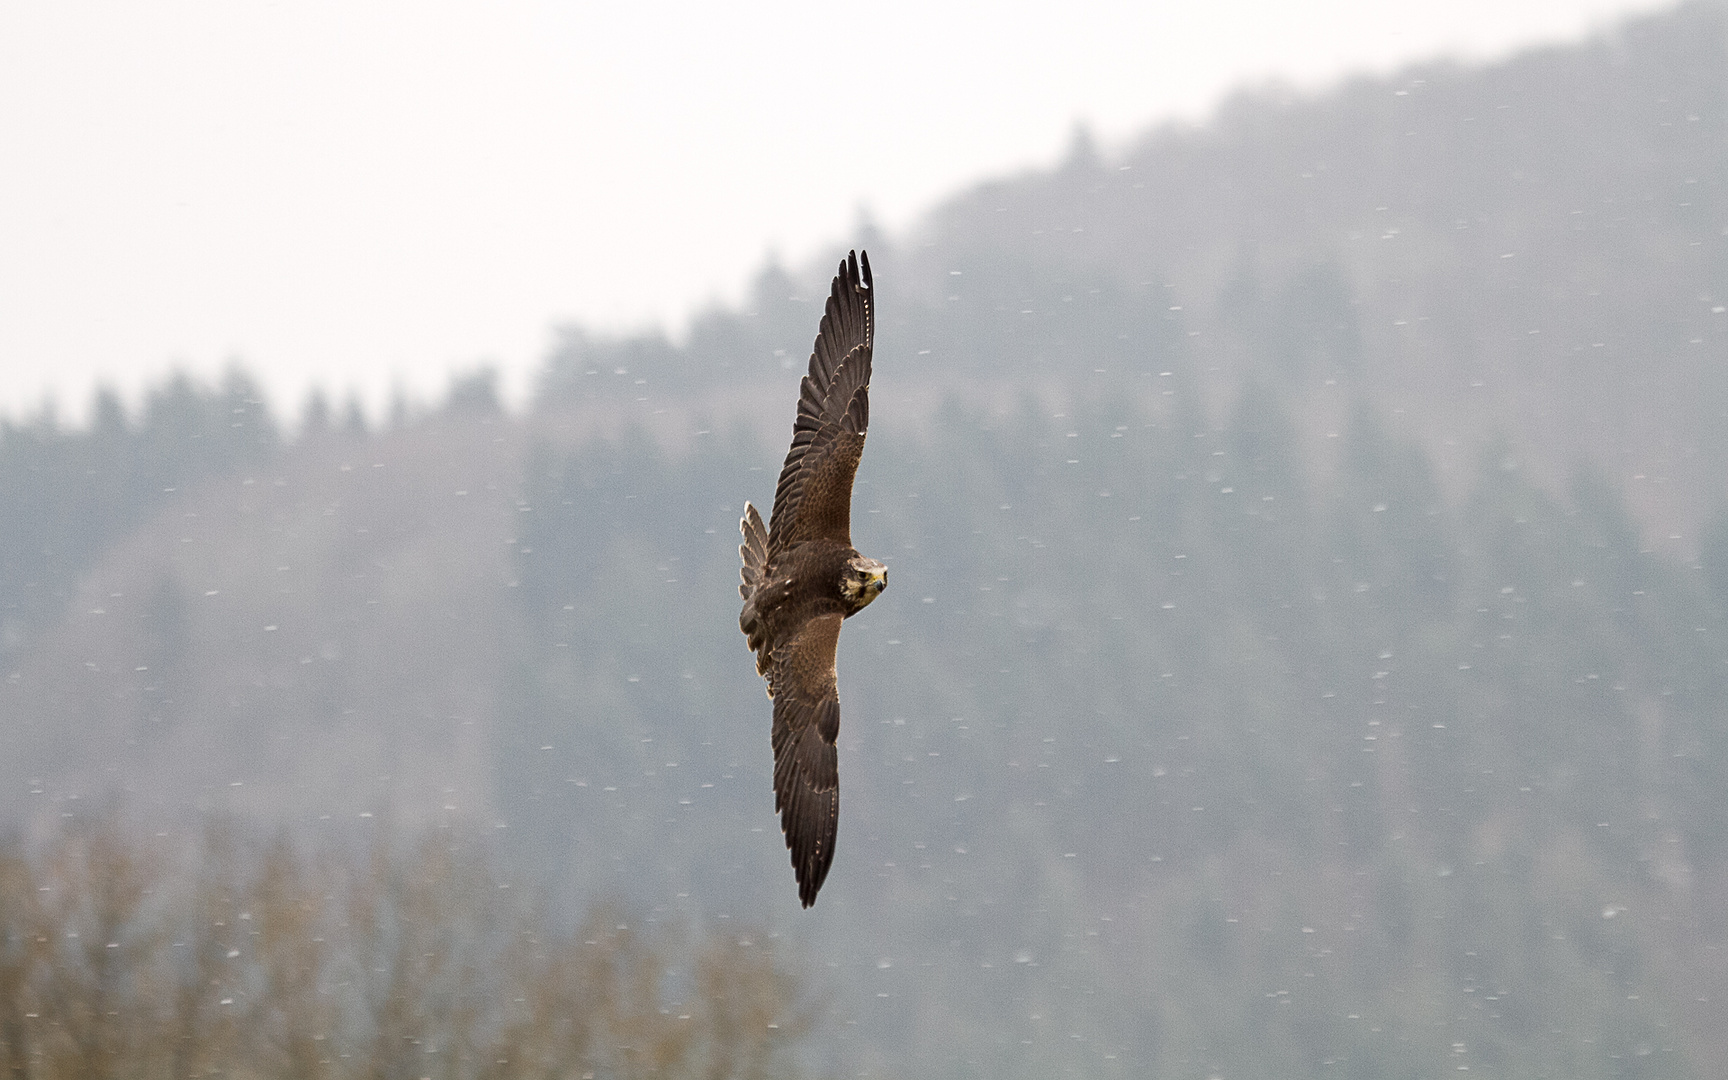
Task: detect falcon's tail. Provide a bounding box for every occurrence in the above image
[739,503,771,660]
[739,502,768,600]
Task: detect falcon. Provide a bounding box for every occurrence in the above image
[739,249,887,907]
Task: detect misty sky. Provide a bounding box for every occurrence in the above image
[0,0,1668,421]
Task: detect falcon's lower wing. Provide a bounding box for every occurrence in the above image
[768,613,844,907]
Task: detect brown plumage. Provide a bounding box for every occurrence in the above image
[739,250,887,907]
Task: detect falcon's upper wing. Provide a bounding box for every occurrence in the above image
[767,611,844,907]
[767,251,873,551]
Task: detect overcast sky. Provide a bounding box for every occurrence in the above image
[0,0,1670,422]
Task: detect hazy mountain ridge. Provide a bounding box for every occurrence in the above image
[2,409,522,826]
[546,0,1728,542]
[911,0,1725,539]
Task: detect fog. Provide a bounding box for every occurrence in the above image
[0,0,1673,420]
[2,2,1727,1076]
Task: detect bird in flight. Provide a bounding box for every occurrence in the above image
[739,250,887,907]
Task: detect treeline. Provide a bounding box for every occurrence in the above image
[0,366,512,657]
[0,371,279,652]
[4,367,1728,1076]
[6,359,1728,1074]
[502,382,1728,1076]
[0,815,817,1080]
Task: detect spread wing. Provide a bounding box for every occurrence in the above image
[767,250,873,551]
[767,612,844,907]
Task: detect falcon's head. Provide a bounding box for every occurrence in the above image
[840,556,888,612]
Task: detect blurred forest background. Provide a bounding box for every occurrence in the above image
[3,2,1727,1076]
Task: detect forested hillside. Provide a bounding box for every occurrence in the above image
[2,2,1726,1077]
